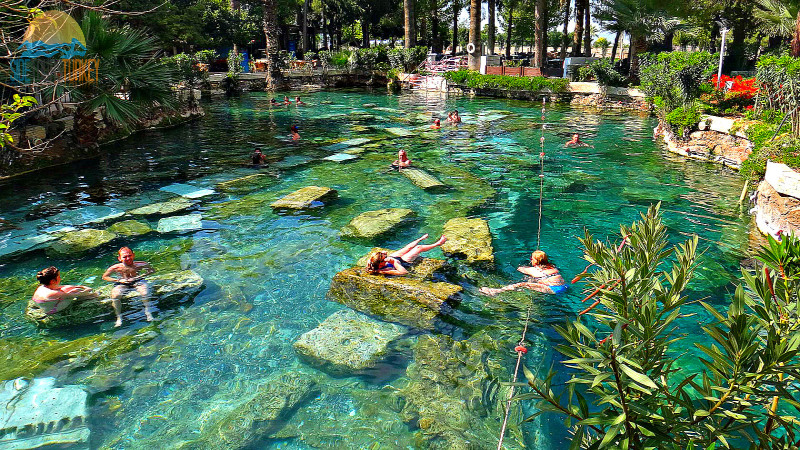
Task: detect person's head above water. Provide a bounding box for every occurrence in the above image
[434,119,440,125]
[572,133,580,141]
[530,250,550,266]
[291,125,299,133]
[367,251,388,274]
[37,266,60,286]
[118,247,135,265]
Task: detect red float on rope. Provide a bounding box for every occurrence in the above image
[514,345,527,354]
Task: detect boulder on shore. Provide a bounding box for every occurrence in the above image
[293,309,406,375]
[47,228,117,256]
[441,217,494,268]
[328,249,461,330]
[271,186,338,209]
[340,208,415,239]
[180,370,319,450]
[25,270,204,328]
[754,179,800,239]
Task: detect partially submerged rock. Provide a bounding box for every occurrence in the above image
[49,205,125,226]
[441,217,494,267]
[159,183,215,199]
[106,220,153,237]
[294,309,406,375]
[271,186,338,209]
[157,214,202,233]
[25,270,204,328]
[180,371,319,450]
[340,208,415,239]
[328,251,461,330]
[400,168,446,190]
[215,173,272,193]
[48,228,117,256]
[128,197,195,216]
[0,378,90,449]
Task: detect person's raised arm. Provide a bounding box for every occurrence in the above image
[517,266,536,277]
[102,265,119,283]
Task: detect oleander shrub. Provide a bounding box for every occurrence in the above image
[639,51,717,112]
[664,103,702,138]
[588,59,626,87]
[756,55,800,137]
[442,70,569,93]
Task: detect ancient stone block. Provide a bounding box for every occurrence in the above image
[270,186,337,209]
[340,208,415,239]
[441,217,494,267]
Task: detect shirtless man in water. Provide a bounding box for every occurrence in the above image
[102,247,156,326]
[565,133,592,148]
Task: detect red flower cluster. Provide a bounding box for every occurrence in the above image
[710,74,758,99]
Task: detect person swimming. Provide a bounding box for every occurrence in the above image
[391,149,412,170]
[431,118,441,129]
[270,98,279,105]
[31,266,97,315]
[565,133,592,148]
[102,246,156,326]
[290,125,300,141]
[447,110,461,124]
[366,234,448,276]
[479,250,568,296]
[251,148,266,165]
[295,96,307,105]
[284,96,292,105]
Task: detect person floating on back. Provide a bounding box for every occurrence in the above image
[283,95,292,105]
[391,149,411,170]
[479,250,569,296]
[290,125,300,141]
[565,133,592,148]
[251,147,266,166]
[431,118,441,129]
[366,234,448,276]
[295,96,307,106]
[102,247,156,326]
[32,266,97,315]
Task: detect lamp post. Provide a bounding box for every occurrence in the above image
[717,24,728,88]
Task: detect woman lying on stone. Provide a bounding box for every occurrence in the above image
[366,234,448,276]
[32,266,97,315]
[479,250,569,296]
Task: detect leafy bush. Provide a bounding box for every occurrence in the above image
[387,46,427,72]
[577,65,593,82]
[226,51,244,79]
[442,69,569,93]
[318,51,332,71]
[587,58,626,87]
[740,134,800,180]
[664,103,702,137]
[330,50,351,68]
[639,51,717,113]
[756,55,800,137]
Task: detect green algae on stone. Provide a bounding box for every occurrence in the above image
[181,370,319,450]
[355,248,452,280]
[441,217,494,268]
[0,276,35,308]
[106,220,153,237]
[48,228,117,256]
[25,270,204,328]
[340,208,415,239]
[400,168,446,190]
[209,190,279,220]
[0,335,109,380]
[270,186,338,209]
[215,173,274,193]
[293,309,406,374]
[128,197,195,216]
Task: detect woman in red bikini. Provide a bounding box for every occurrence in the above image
[32,266,97,315]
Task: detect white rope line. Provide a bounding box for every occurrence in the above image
[498,96,547,449]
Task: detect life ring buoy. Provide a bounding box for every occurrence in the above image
[466,43,476,54]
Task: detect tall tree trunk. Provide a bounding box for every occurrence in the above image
[709,21,719,54]
[572,0,583,56]
[302,0,310,52]
[432,0,442,52]
[628,33,646,81]
[468,0,481,69]
[560,0,569,60]
[321,4,328,50]
[452,0,458,55]
[362,19,369,47]
[74,103,99,148]
[505,2,514,58]
[729,23,747,70]
[487,0,495,55]
[610,30,620,63]
[582,0,590,56]
[261,0,279,90]
[792,9,800,57]
[231,0,240,56]
[534,0,545,67]
[420,16,427,47]
[404,0,415,48]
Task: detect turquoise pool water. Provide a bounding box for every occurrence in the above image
[0,89,751,448]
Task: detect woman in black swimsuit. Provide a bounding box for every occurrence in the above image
[366,234,448,276]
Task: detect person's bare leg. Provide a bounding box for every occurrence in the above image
[111,285,124,327]
[136,282,153,321]
[399,236,448,262]
[480,282,553,296]
[390,234,430,258]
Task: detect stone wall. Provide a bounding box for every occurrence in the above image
[653,116,753,170]
[753,162,800,238]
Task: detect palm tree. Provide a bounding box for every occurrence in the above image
[534,0,546,67]
[405,0,416,48]
[452,0,459,55]
[488,0,496,54]
[754,0,800,55]
[261,0,279,89]
[73,12,175,149]
[560,0,571,59]
[468,0,481,69]
[572,0,584,56]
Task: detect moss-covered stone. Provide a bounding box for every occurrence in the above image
[355,248,452,280]
[270,186,338,209]
[47,228,117,256]
[0,335,108,380]
[400,168,446,190]
[441,217,494,268]
[128,197,195,216]
[181,370,319,450]
[25,270,204,328]
[215,173,273,193]
[340,208,415,239]
[106,220,153,237]
[327,252,461,330]
[293,309,406,374]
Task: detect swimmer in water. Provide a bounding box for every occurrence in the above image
[565,133,592,148]
[431,118,441,129]
[31,266,97,316]
[447,110,462,124]
[251,148,266,165]
[390,149,411,170]
[284,96,292,105]
[366,234,448,276]
[102,247,156,326]
[479,250,569,296]
[295,96,307,106]
[290,125,300,141]
[270,98,279,105]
